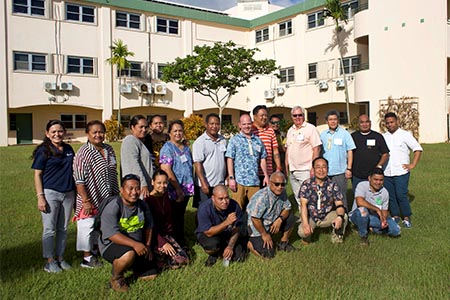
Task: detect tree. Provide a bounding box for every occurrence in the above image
[324,0,351,124]
[161,41,278,123]
[105,39,135,135]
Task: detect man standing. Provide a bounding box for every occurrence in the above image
[298,157,348,244]
[226,114,269,209]
[383,112,423,228]
[99,174,157,292]
[320,110,356,209]
[269,114,286,174]
[247,172,296,259]
[349,168,401,245]
[196,185,246,267]
[351,114,389,192]
[252,105,282,187]
[285,106,322,208]
[193,113,227,208]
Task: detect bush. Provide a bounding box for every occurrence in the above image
[182,114,204,140]
[378,96,420,139]
[221,122,239,139]
[104,116,125,142]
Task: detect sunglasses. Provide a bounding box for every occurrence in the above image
[270,121,280,125]
[271,182,286,187]
[292,114,304,118]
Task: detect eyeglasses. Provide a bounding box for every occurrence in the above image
[271,182,286,187]
[292,114,304,118]
[270,121,280,125]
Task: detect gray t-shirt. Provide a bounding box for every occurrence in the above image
[350,181,389,216]
[99,198,153,255]
[121,135,154,188]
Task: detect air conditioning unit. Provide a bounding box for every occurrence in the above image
[318,81,328,91]
[264,89,275,100]
[153,83,167,95]
[59,82,73,91]
[336,79,345,88]
[44,82,57,91]
[139,83,151,94]
[120,83,133,94]
[276,86,285,96]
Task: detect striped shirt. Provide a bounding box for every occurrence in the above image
[252,125,279,175]
[73,142,119,219]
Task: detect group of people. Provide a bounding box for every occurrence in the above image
[31,106,422,292]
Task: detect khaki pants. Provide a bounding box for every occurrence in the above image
[231,184,260,209]
[297,211,348,239]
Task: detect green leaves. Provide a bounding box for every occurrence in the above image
[105,39,135,72]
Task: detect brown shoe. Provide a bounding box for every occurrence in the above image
[110,275,129,292]
[138,274,157,281]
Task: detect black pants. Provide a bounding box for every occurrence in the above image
[171,196,190,247]
[197,232,247,262]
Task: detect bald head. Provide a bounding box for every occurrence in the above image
[211,185,230,211]
[269,172,286,196]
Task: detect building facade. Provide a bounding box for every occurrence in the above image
[1,0,449,145]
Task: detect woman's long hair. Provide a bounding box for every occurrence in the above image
[31,120,66,159]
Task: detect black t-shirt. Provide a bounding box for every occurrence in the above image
[351,131,389,178]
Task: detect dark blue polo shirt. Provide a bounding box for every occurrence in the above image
[31,143,75,193]
[196,198,242,234]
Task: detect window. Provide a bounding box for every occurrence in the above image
[61,114,86,129]
[67,56,94,74]
[308,11,324,29]
[118,61,142,77]
[14,52,46,72]
[116,11,140,29]
[278,19,292,37]
[66,3,95,23]
[121,115,131,128]
[255,27,269,43]
[308,63,317,79]
[342,0,358,19]
[9,114,17,131]
[13,0,45,16]
[340,56,360,74]
[279,67,295,83]
[156,17,179,35]
[157,64,167,79]
[221,115,232,125]
[339,111,348,124]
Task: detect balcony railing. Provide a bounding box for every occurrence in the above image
[357,62,370,72]
[355,3,369,13]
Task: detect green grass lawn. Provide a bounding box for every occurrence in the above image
[0,143,449,300]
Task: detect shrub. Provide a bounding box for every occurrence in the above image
[104,116,125,142]
[378,96,420,140]
[182,114,204,140]
[221,122,239,139]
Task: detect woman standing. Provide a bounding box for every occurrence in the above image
[144,115,169,169]
[32,120,75,273]
[73,120,119,268]
[159,120,194,246]
[121,115,154,199]
[146,169,189,270]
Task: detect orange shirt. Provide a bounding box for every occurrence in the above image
[285,122,322,171]
[252,125,279,175]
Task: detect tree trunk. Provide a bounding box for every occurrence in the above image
[117,73,122,137]
[336,27,351,124]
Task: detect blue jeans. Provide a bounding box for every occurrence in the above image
[383,173,411,218]
[41,189,75,258]
[350,207,401,237]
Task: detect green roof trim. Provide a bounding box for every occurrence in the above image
[82,0,327,29]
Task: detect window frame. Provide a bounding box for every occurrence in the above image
[255,27,269,43]
[308,63,318,80]
[13,51,47,72]
[65,3,95,24]
[156,17,179,35]
[60,114,87,129]
[157,64,167,79]
[279,67,295,83]
[13,0,45,17]
[278,19,292,37]
[307,11,324,29]
[340,55,360,75]
[118,61,143,78]
[116,11,141,30]
[66,56,95,75]
[342,0,359,19]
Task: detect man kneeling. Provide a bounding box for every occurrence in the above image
[247,172,296,259]
[196,185,247,267]
[99,174,157,292]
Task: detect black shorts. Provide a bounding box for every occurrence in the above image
[103,243,157,277]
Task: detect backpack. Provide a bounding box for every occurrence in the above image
[93,195,123,232]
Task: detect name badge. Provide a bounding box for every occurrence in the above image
[296,134,304,142]
[333,138,343,146]
[367,139,376,146]
[180,155,188,163]
[255,145,261,153]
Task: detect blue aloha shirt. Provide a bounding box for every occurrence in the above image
[246,186,291,237]
[159,141,194,199]
[299,177,343,222]
[225,132,267,186]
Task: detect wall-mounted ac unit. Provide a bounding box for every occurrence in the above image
[276,86,285,96]
[264,89,275,100]
[120,83,133,94]
[139,83,151,94]
[319,81,328,90]
[59,82,73,91]
[336,79,345,88]
[154,83,167,95]
[44,82,57,91]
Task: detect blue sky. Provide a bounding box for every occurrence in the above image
[162,0,304,11]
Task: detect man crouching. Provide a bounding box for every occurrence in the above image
[99,174,157,292]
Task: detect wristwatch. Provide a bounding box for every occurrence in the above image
[229,176,234,180]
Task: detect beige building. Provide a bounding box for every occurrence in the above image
[1,0,449,145]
